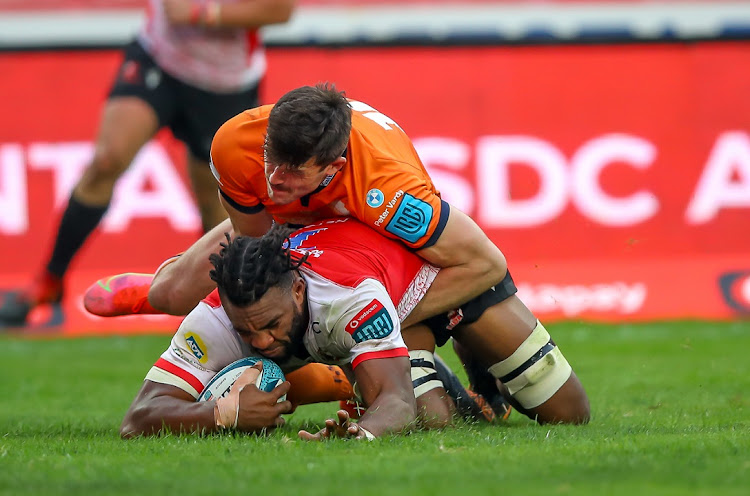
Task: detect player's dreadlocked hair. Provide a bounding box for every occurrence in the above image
[209,224,310,307]
[266,82,352,169]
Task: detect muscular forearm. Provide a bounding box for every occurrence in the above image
[403,259,505,327]
[121,393,217,438]
[404,208,507,327]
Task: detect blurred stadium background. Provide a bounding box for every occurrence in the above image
[1,0,749,335]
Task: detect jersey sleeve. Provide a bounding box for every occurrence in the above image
[209,108,268,213]
[358,165,449,250]
[324,279,408,370]
[144,303,247,399]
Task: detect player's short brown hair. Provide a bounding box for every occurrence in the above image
[265,82,352,169]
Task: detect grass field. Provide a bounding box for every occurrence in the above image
[2,320,749,495]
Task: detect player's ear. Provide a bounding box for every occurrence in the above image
[324,156,346,174]
[292,276,306,305]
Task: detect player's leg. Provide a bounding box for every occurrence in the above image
[402,324,455,428]
[186,155,228,233]
[453,294,590,424]
[175,73,259,235]
[0,41,164,326]
[82,217,239,318]
[402,324,508,427]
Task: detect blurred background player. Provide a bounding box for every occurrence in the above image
[0,0,295,327]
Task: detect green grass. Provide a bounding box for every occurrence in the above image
[2,321,749,495]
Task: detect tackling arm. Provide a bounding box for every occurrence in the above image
[403,207,508,327]
[220,196,274,237]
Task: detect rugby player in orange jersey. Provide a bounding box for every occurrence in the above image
[88,83,542,417]
[149,84,511,327]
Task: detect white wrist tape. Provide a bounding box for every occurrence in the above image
[214,396,239,429]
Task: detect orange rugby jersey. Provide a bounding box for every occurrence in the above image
[209,100,448,249]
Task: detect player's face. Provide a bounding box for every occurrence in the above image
[224,280,308,362]
[264,157,344,205]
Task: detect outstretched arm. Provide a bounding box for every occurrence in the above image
[121,367,291,438]
[298,356,416,441]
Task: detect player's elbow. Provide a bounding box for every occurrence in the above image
[477,247,507,284]
[120,403,158,439]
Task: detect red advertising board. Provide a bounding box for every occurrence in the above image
[1,42,749,334]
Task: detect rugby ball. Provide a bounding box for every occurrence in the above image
[197,357,286,402]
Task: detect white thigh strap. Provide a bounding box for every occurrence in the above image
[488,321,572,409]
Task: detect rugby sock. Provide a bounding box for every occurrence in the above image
[46,195,109,278]
[286,364,354,407]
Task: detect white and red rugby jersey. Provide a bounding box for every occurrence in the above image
[138,0,265,92]
[145,217,438,398]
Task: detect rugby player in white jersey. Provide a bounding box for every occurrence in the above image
[120,218,589,439]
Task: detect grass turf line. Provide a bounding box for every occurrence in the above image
[1,321,748,495]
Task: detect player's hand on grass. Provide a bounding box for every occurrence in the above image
[214,363,292,433]
[298,409,375,441]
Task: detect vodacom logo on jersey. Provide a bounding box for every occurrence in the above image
[347,299,385,331]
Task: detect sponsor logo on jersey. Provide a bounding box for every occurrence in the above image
[185,333,208,364]
[285,228,326,250]
[366,189,384,208]
[718,270,750,314]
[320,174,336,187]
[374,190,404,227]
[172,346,209,371]
[385,193,433,244]
[346,299,394,343]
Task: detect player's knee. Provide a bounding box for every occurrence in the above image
[487,321,584,422]
[546,374,590,425]
[89,145,132,180]
[417,392,454,429]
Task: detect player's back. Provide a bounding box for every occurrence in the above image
[287,218,429,307]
